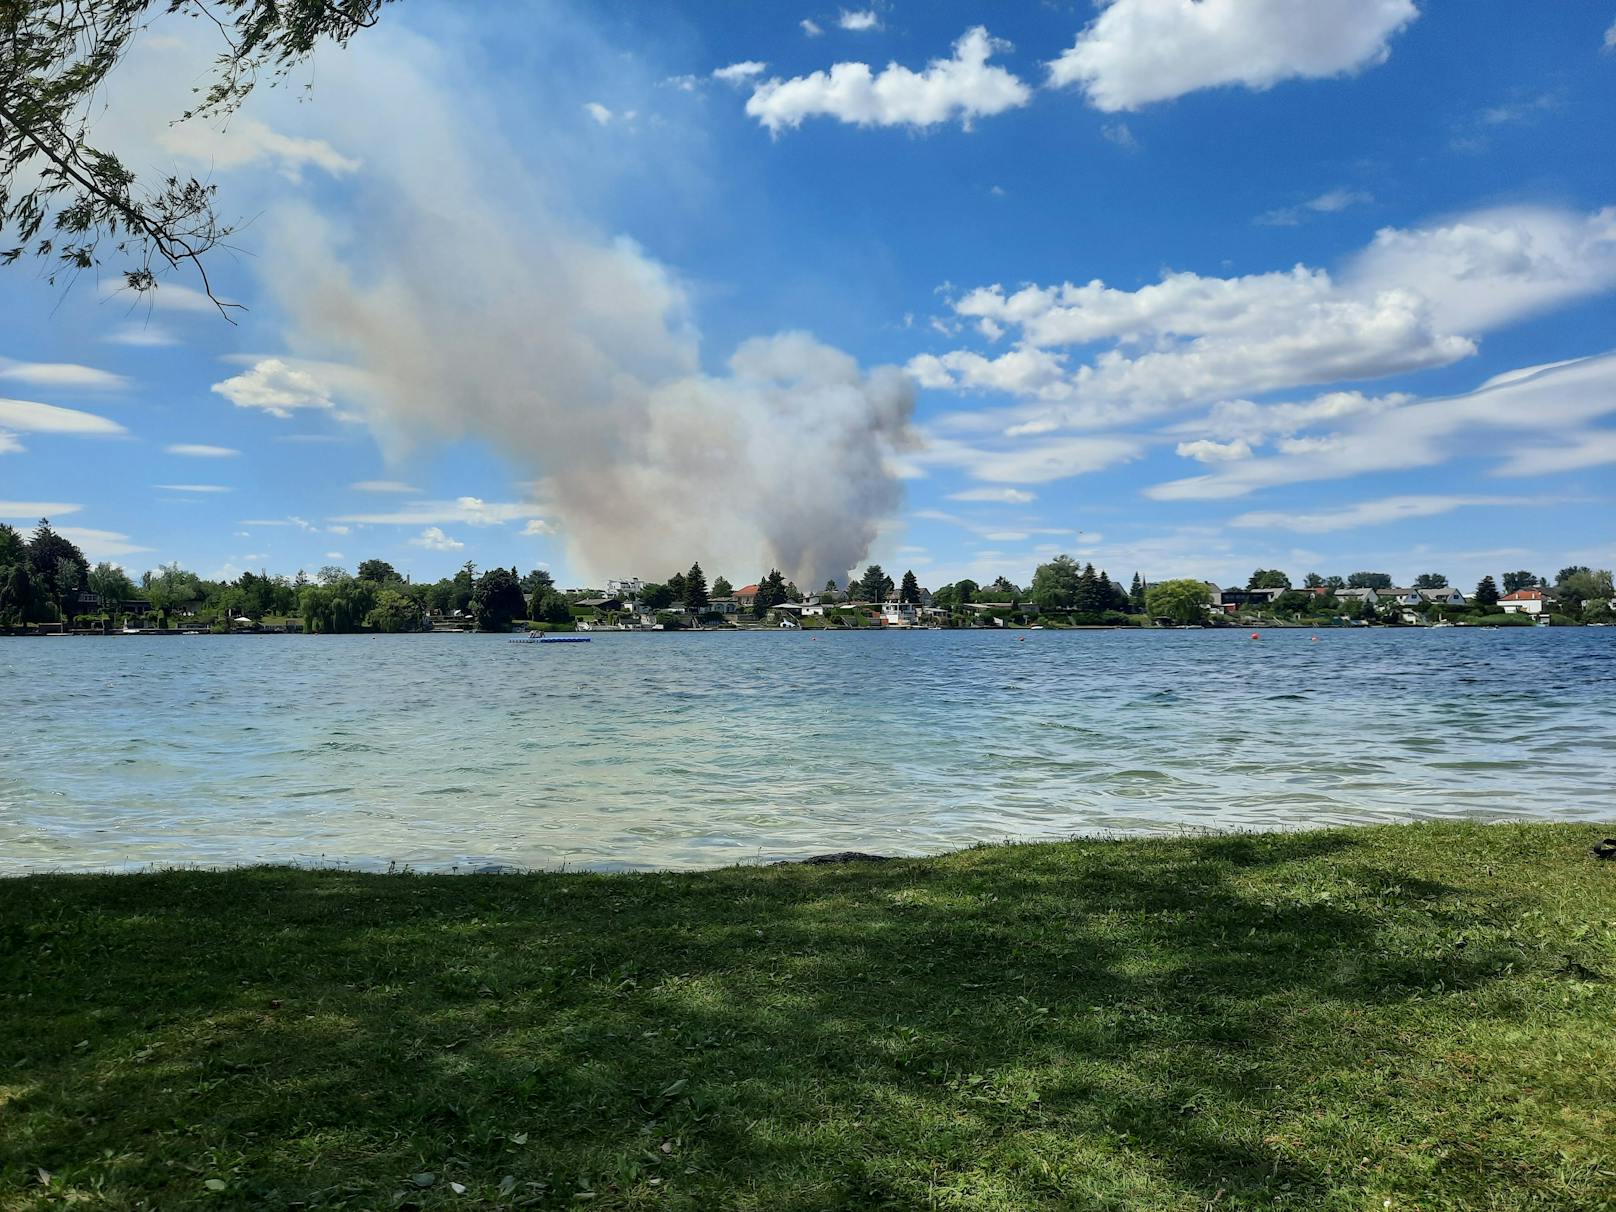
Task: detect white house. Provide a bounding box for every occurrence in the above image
[1417,586,1467,607]
[1335,587,1381,605]
[1499,588,1553,616]
[880,600,919,627]
[606,577,644,598]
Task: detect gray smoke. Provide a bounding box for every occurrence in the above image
[257,30,915,589]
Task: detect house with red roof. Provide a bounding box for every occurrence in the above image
[1499,588,1555,617]
[733,583,761,609]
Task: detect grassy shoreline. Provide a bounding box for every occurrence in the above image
[3,822,1614,1210]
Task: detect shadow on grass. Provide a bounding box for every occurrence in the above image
[0,826,1572,1210]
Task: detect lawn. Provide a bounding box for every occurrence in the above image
[2,822,1613,1210]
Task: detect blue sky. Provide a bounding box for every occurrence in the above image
[2,0,1613,592]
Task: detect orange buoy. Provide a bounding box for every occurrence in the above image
[1250,632,1261,640]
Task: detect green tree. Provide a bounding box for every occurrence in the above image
[711,576,733,599]
[356,559,400,584]
[1347,571,1392,589]
[532,589,573,625]
[1146,579,1212,625]
[1472,575,1500,608]
[1413,572,1448,589]
[364,587,424,633]
[1,0,387,309]
[954,578,980,604]
[1073,564,1104,615]
[317,565,350,586]
[665,572,688,604]
[470,567,525,631]
[685,563,710,612]
[0,561,47,625]
[899,569,920,605]
[1030,555,1081,612]
[1323,575,1345,591]
[1129,572,1146,611]
[1247,569,1291,590]
[520,567,555,596]
[1273,589,1312,615]
[754,569,788,618]
[640,582,674,612]
[988,576,1020,600]
[1501,570,1539,594]
[87,561,135,607]
[1303,572,1325,589]
[1554,568,1614,612]
[0,522,22,566]
[856,564,887,603]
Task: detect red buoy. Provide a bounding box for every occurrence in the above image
[1250,632,1261,640]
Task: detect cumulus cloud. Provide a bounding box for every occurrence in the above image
[165,443,239,458]
[0,358,129,390]
[713,61,767,85]
[1229,494,1540,533]
[1176,438,1252,463]
[839,9,880,32]
[1049,0,1419,112]
[211,358,335,417]
[522,518,559,536]
[801,18,823,37]
[1146,353,1616,500]
[583,101,615,125]
[745,27,1032,133]
[915,204,1616,430]
[409,526,464,551]
[1606,20,1616,52]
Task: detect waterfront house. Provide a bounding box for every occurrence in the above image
[1500,588,1554,616]
[605,577,644,598]
[707,597,739,616]
[734,583,761,609]
[880,599,919,627]
[1335,587,1382,606]
[1417,587,1467,607]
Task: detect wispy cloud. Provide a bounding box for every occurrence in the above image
[351,480,420,494]
[165,443,240,458]
[1229,494,1552,533]
[1255,187,1373,227]
[0,358,129,390]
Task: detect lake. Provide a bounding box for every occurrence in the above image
[2,628,1613,874]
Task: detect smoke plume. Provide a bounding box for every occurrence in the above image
[257,26,915,589]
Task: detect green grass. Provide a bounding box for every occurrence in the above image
[3,822,1614,1210]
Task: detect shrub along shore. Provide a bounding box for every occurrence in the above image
[3,822,1614,1210]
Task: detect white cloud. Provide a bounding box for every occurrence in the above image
[98,279,235,314]
[1176,438,1253,463]
[326,525,351,536]
[211,358,335,417]
[0,358,128,390]
[521,518,559,536]
[1101,122,1139,150]
[409,526,464,551]
[158,116,359,182]
[1229,494,1541,533]
[1146,353,1616,500]
[1605,19,1616,52]
[839,9,880,32]
[801,18,823,37]
[911,433,1141,484]
[1348,205,1616,335]
[1256,187,1373,227]
[584,101,614,125]
[0,433,21,454]
[153,484,232,493]
[325,552,345,560]
[333,497,551,527]
[165,443,239,458]
[351,479,420,493]
[56,526,153,560]
[0,501,82,519]
[105,322,179,347]
[919,204,1616,429]
[1171,390,1409,443]
[947,487,1036,504]
[1049,0,1419,112]
[745,27,1031,133]
[713,61,768,85]
[1492,430,1616,477]
[0,397,126,436]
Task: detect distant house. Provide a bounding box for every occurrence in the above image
[574,596,622,613]
[800,598,827,617]
[1335,587,1382,606]
[1500,588,1554,616]
[606,577,644,598]
[880,600,919,627]
[734,583,761,608]
[707,597,739,616]
[1384,588,1424,608]
[1417,587,1467,607]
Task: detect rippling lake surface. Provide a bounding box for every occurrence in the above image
[3,628,1613,873]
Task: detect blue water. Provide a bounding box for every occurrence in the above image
[2,628,1613,873]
